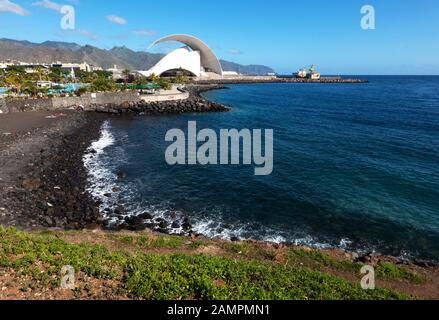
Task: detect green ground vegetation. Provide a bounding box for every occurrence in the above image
[0,227,422,300]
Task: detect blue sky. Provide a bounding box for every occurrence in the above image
[1,0,438,74]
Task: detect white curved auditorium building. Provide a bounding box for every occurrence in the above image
[139,34,224,79]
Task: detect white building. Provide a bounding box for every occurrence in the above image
[52,62,92,72]
[107,65,124,80]
[223,71,239,77]
[139,34,223,79]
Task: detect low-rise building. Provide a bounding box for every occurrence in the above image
[51,62,92,72]
[107,65,124,80]
[223,71,239,77]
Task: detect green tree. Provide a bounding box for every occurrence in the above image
[158,78,172,90]
[147,73,159,83]
[5,74,21,91]
[21,81,38,96]
[90,77,117,92]
[122,69,131,84]
[75,87,88,96]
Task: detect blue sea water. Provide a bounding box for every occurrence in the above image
[87,76,439,261]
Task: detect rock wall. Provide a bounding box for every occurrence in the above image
[4,97,53,113]
[0,85,229,114]
[91,85,229,115]
[52,92,141,109]
[0,85,227,114]
[0,98,7,113]
[90,99,229,115]
[0,92,141,114]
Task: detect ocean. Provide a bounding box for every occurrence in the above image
[84,76,439,261]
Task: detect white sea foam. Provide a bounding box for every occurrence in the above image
[189,216,340,247]
[86,121,115,156]
[83,121,120,212]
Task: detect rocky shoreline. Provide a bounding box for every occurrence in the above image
[1,84,437,267]
[0,112,105,230]
[90,84,230,115]
[0,84,228,232]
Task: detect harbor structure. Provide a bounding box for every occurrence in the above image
[294,65,321,80]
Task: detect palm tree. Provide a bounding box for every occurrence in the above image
[148,73,159,83]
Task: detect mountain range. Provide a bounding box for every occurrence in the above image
[0,39,274,75]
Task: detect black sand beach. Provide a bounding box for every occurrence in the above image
[0,85,228,231]
[0,110,105,230]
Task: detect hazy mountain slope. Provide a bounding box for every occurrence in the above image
[110,46,164,70]
[0,38,274,74]
[220,60,275,75]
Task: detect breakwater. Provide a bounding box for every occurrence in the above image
[0,85,229,115]
[195,77,368,85]
[89,85,230,115]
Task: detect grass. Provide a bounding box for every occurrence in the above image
[376,261,423,284]
[105,233,185,249]
[123,253,405,300]
[234,245,424,284]
[0,227,416,300]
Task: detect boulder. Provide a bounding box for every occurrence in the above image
[22,178,41,191]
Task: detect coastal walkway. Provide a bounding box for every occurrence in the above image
[140,85,189,103]
[0,86,190,114]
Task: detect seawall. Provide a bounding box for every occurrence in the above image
[0,92,141,114]
[90,85,229,115]
[195,77,368,84]
[0,85,228,115]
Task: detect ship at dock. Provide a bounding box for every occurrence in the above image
[294,65,322,80]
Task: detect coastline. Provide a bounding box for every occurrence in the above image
[0,84,437,266]
[0,111,105,230]
[2,84,439,299]
[0,85,228,232]
[1,84,438,268]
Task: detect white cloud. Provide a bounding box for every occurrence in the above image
[32,0,63,12]
[106,15,127,25]
[77,28,99,40]
[132,29,156,36]
[0,0,29,16]
[228,48,243,55]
